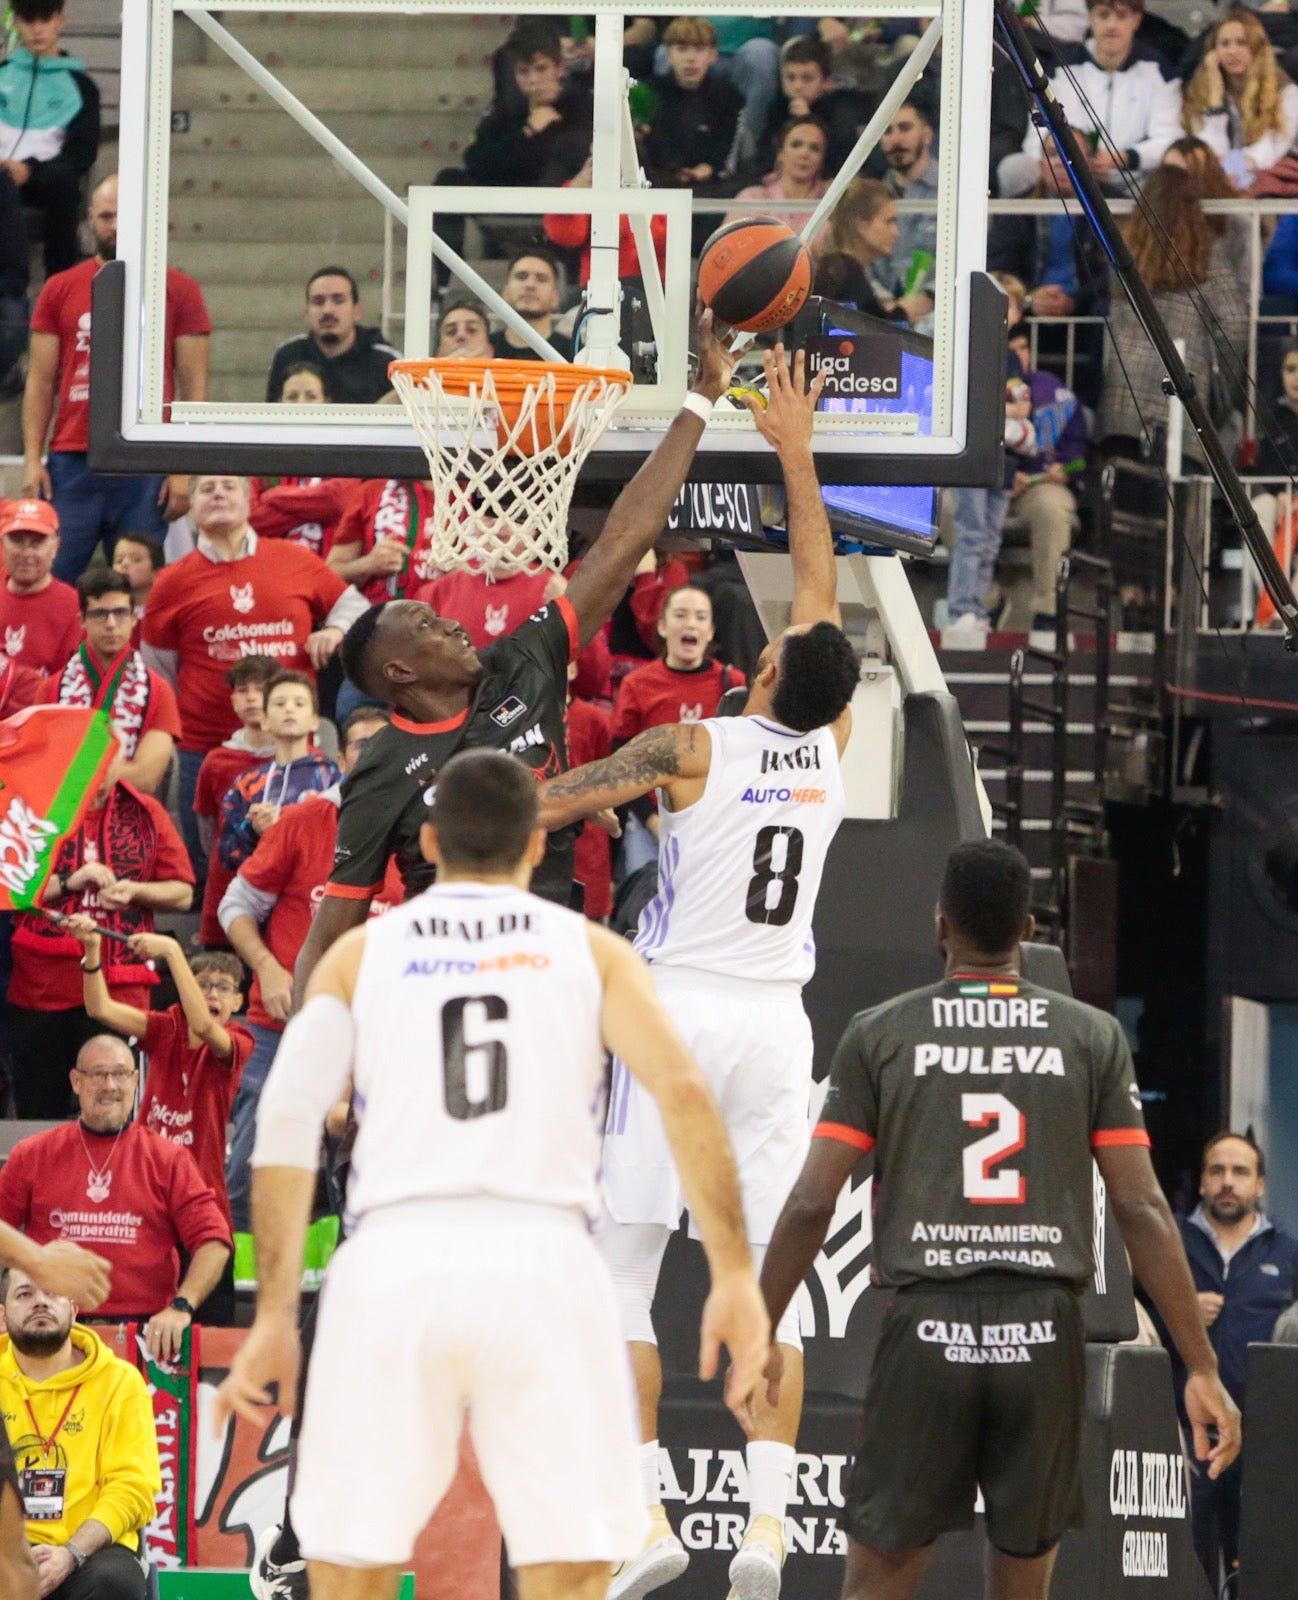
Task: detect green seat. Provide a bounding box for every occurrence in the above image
[233,1214,341,1292]
[158,1571,414,1597]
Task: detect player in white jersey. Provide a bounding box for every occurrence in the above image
[214,750,770,1600]
[538,348,860,1600]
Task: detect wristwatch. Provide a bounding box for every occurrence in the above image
[66,1541,89,1569]
[170,1296,194,1317]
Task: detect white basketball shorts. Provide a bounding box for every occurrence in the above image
[602,967,813,1244]
[292,1198,647,1569]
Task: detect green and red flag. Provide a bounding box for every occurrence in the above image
[0,705,118,910]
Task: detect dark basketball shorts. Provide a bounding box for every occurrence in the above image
[841,1273,1086,1558]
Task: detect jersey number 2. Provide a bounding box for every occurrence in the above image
[442,995,509,1120]
[745,825,805,926]
[961,1093,1026,1203]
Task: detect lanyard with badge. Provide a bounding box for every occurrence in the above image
[19,1386,80,1520]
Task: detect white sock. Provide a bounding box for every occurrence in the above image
[640,1440,661,1508]
[746,1441,795,1526]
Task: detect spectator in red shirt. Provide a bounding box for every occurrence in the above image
[326,478,438,603]
[249,363,357,559]
[219,705,392,1230]
[110,531,165,642]
[0,1033,231,1356]
[141,473,367,881]
[22,175,211,581]
[607,546,693,687]
[8,779,194,1118]
[194,656,279,949]
[567,663,613,919]
[40,568,181,796]
[75,930,251,1235]
[411,564,566,648]
[612,582,745,740]
[0,497,80,674]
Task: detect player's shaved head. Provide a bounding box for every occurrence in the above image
[768,621,859,731]
[939,840,1033,957]
[425,751,540,874]
[341,600,482,704]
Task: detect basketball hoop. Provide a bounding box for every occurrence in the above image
[389,357,631,574]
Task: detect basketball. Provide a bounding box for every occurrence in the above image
[697,216,814,335]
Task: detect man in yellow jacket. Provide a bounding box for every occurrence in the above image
[0,1266,159,1600]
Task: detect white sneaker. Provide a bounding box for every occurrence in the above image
[249,1524,308,1600]
[941,612,990,650]
[608,1505,689,1600]
[726,1514,786,1600]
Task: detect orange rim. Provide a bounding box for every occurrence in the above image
[389,357,631,400]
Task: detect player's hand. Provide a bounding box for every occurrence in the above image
[1197,1291,1225,1328]
[738,344,826,458]
[699,1267,770,1436]
[592,808,622,838]
[306,626,344,669]
[27,1240,112,1309]
[1184,1368,1241,1479]
[693,307,739,403]
[214,1312,301,1429]
[145,1304,192,1365]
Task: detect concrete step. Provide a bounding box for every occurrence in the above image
[171,239,389,283]
[170,109,475,161]
[168,194,389,243]
[170,64,491,116]
[169,151,451,199]
[199,282,329,330]
[197,12,509,70]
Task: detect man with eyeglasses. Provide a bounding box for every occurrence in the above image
[0,498,80,675]
[0,1034,232,1363]
[39,567,182,796]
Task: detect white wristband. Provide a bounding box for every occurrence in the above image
[682,392,715,423]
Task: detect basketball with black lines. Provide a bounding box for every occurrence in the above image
[697,216,814,335]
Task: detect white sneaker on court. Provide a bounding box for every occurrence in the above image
[607,1505,689,1600]
[726,1514,786,1600]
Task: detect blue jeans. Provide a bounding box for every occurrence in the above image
[226,1020,283,1232]
[47,451,167,583]
[714,38,781,159]
[947,486,1011,622]
[176,745,208,886]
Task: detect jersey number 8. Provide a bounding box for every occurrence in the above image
[745,825,805,927]
[442,995,509,1120]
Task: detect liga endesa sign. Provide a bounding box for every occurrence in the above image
[804,333,903,400]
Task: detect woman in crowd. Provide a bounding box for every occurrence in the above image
[812,176,909,320]
[725,115,832,247]
[249,365,354,558]
[1162,136,1252,294]
[1098,166,1248,470]
[1181,9,1298,190]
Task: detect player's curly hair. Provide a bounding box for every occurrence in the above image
[770,622,859,732]
[940,840,1032,955]
[340,602,391,700]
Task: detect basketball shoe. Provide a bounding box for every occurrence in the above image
[726,1514,785,1600]
[250,1524,309,1600]
[607,1504,689,1600]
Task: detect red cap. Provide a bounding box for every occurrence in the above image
[0,500,59,539]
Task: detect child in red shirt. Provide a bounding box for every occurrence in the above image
[74,925,252,1229]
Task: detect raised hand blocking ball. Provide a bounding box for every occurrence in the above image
[697,216,814,335]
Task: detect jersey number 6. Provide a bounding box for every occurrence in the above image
[745,825,805,926]
[442,994,509,1120]
[961,1093,1026,1204]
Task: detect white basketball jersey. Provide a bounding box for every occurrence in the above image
[634,715,844,985]
[346,883,606,1226]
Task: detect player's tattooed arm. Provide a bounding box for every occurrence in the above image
[537,721,711,829]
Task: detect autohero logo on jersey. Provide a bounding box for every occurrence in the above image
[917,1316,1057,1364]
[1109,1448,1188,1579]
[742,743,827,805]
[657,1444,848,1557]
[805,334,902,399]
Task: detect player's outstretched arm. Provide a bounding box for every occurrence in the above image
[537,721,711,830]
[215,927,366,1431]
[563,310,737,650]
[737,346,839,628]
[1096,1144,1242,1478]
[589,924,769,1430]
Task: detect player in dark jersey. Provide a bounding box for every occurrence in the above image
[294,308,739,997]
[754,840,1241,1600]
[0,1233,110,1600]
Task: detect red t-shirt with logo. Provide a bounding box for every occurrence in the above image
[412,569,556,649]
[31,258,212,454]
[0,1121,230,1318]
[142,541,348,752]
[611,656,744,742]
[249,477,356,558]
[331,479,438,602]
[0,581,81,674]
[141,1004,253,1229]
[195,743,273,946]
[567,695,613,919]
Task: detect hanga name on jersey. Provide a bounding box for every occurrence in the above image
[913,1044,1065,1077]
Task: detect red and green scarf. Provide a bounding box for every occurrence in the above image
[57,645,154,759]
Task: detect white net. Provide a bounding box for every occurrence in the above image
[390,360,632,574]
